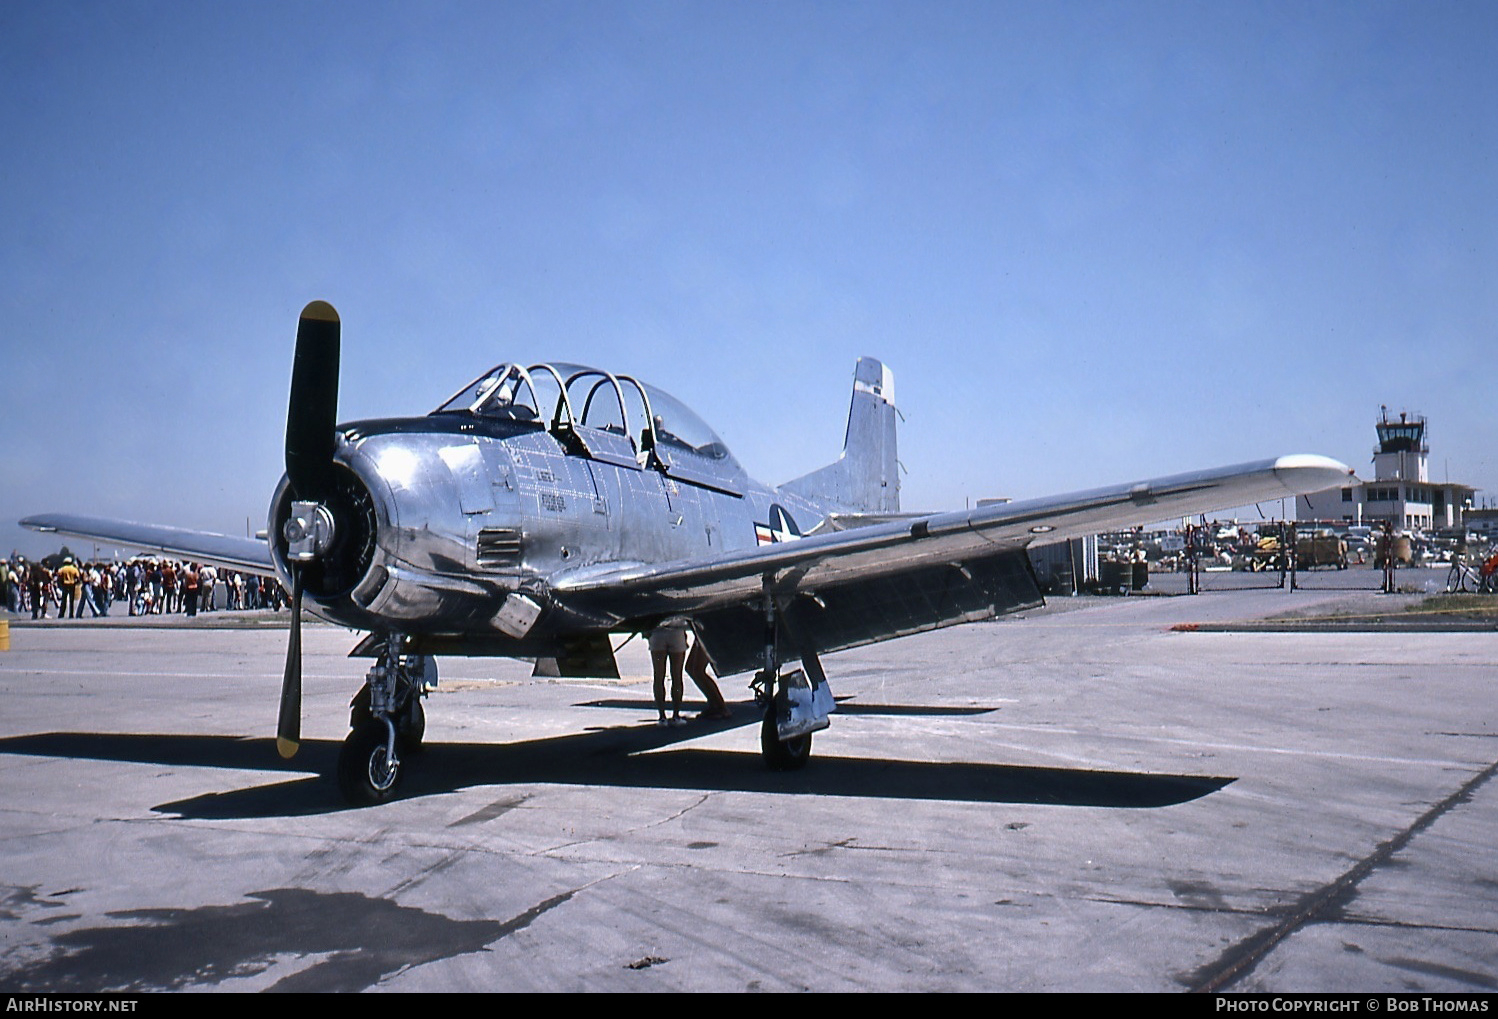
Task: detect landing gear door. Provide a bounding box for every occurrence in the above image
[776,668,834,740]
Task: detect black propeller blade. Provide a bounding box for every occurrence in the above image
[277,571,304,759]
[285,300,341,502]
[277,300,340,760]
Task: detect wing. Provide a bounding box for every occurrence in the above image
[20,514,275,576]
[552,454,1353,674]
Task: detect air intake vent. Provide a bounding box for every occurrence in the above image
[477,527,523,568]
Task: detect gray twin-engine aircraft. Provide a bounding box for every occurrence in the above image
[23,301,1352,805]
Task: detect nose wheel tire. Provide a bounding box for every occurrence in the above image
[760,705,812,771]
[337,722,402,805]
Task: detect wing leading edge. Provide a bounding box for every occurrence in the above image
[552,454,1353,673]
[20,514,274,576]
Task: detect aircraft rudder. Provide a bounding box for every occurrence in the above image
[780,356,900,514]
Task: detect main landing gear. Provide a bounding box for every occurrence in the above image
[336,634,434,806]
[753,669,814,771]
[750,584,833,772]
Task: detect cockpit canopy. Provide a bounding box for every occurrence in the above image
[433,363,743,489]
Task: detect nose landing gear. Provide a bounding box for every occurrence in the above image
[336,634,434,805]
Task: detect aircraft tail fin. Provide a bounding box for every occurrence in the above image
[780,357,900,514]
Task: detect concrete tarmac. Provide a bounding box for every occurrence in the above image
[0,585,1494,993]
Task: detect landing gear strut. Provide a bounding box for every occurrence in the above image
[337,633,435,805]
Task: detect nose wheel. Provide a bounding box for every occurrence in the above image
[338,719,401,805]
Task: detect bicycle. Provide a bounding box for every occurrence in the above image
[1446,556,1480,593]
[1446,551,1498,594]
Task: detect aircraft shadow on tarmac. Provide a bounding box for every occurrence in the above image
[0,698,1235,821]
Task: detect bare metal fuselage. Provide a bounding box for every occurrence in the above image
[271,411,827,653]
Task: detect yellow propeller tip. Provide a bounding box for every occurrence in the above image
[276,737,300,760]
[299,300,339,323]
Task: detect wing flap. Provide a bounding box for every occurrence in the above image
[692,548,1044,675]
[552,454,1352,621]
[21,514,275,575]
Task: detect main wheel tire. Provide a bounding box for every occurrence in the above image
[337,722,402,806]
[761,705,811,771]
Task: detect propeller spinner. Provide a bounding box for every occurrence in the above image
[277,300,341,760]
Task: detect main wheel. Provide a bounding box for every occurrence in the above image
[761,704,812,771]
[337,722,402,805]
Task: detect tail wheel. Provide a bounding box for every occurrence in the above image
[337,722,401,805]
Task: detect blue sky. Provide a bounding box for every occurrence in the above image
[4,0,1496,559]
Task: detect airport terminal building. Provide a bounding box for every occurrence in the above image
[1297,409,1475,530]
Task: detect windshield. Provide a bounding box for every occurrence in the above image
[433,364,544,423]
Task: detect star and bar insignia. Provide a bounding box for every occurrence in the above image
[754,503,802,545]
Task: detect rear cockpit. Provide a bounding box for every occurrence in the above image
[433,362,745,495]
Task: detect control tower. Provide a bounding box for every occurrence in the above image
[1373,407,1428,484]
[1297,407,1475,530]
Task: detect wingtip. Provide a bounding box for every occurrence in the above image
[1272,454,1357,493]
[1272,453,1353,474]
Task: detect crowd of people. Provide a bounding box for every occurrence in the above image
[1,554,286,620]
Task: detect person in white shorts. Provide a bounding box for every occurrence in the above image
[649,617,692,726]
